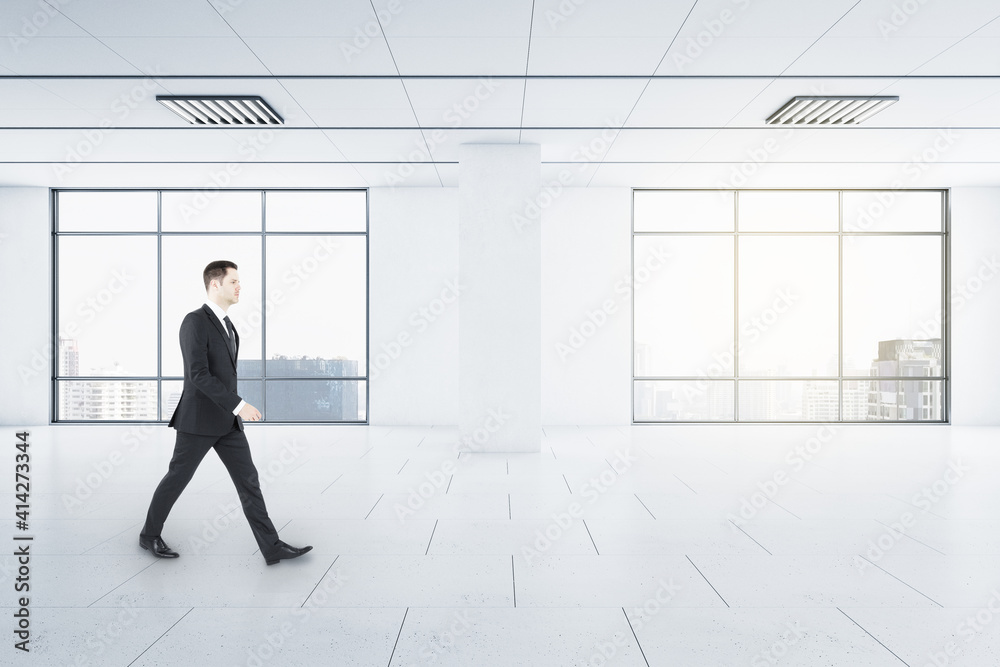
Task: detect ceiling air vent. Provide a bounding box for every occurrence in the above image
[156,96,283,125]
[766,96,898,125]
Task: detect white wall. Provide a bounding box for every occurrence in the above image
[0,188,52,425]
[541,188,633,424]
[949,187,1000,426]
[368,187,460,425]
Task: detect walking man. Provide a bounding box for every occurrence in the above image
[140,260,311,566]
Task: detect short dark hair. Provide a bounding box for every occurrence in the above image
[203,260,238,291]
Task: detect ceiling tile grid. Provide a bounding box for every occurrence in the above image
[0,0,995,186]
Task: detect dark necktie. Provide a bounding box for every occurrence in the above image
[223,315,237,358]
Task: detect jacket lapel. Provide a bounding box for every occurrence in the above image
[201,304,237,368]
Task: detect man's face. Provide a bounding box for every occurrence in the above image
[215,268,241,306]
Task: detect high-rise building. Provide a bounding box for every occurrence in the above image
[868,339,942,421]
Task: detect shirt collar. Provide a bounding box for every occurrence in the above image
[204,299,228,326]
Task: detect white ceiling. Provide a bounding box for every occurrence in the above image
[0,0,997,188]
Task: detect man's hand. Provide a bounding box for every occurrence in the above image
[239,403,263,422]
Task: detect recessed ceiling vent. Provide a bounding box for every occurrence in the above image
[766,96,898,125]
[157,96,283,125]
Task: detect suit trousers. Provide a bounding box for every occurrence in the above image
[141,424,280,557]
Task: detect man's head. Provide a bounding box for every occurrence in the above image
[203,260,240,309]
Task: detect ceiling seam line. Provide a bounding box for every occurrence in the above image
[586,0,702,186]
[204,0,369,185]
[367,0,442,186]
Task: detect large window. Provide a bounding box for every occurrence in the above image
[633,189,948,423]
[53,189,368,423]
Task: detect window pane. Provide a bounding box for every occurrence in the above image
[738,191,838,231]
[843,191,942,232]
[842,379,870,421]
[738,236,838,377]
[57,191,157,232]
[161,191,261,231]
[161,236,262,376]
[265,190,366,232]
[265,235,367,377]
[867,378,943,421]
[634,236,734,376]
[633,190,734,232]
[161,379,182,421]
[843,236,942,376]
[57,380,157,420]
[238,380,263,413]
[739,380,839,421]
[57,236,158,376]
[265,380,365,421]
[634,380,734,421]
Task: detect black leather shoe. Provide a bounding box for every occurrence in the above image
[264,540,313,566]
[139,535,179,558]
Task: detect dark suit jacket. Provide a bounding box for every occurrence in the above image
[168,304,243,436]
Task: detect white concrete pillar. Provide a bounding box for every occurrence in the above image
[458,144,541,452]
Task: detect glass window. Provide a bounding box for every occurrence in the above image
[843,191,942,232]
[265,235,367,377]
[633,190,734,232]
[160,235,263,378]
[738,236,838,377]
[633,189,947,423]
[54,189,368,423]
[265,380,366,421]
[738,191,838,232]
[843,236,942,374]
[265,190,367,232]
[634,380,735,421]
[57,191,157,232]
[161,191,261,232]
[633,236,734,377]
[57,236,158,376]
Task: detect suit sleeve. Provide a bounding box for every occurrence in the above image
[180,313,242,413]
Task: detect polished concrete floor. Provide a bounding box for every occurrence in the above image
[2,424,999,666]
